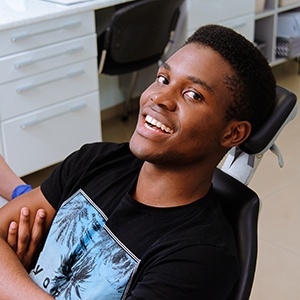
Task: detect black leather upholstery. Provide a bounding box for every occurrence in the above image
[214,85,297,299]
[213,168,260,300]
[240,85,297,155]
[97,0,183,75]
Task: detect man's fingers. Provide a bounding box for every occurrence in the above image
[7,221,18,251]
[26,209,46,257]
[23,209,46,270]
[16,207,31,259]
[6,207,46,271]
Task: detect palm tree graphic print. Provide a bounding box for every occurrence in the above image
[30,190,140,300]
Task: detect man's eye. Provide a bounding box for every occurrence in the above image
[157,75,169,85]
[185,91,203,101]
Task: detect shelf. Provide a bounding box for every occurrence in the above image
[270,56,292,66]
[255,8,275,20]
[255,0,300,66]
[278,1,300,13]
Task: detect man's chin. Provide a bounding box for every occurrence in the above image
[129,132,142,158]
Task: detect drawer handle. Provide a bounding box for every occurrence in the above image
[10,21,82,42]
[20,103,87,129]
[231,22,247,30]
[16,69,85,93]
[15,46,84,69]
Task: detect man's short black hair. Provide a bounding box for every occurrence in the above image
[185,24,276,134]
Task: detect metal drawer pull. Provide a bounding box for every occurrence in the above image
[231,22,247,30]
[20,103,87,129]
[10,21,82,42]
[16,69,84,93]
[15,46,84,69]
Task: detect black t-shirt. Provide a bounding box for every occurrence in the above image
[36,142,238,299]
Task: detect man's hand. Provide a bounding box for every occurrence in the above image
[7,207,46,271]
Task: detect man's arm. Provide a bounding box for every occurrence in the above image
[0,187,55,299]
[0,155,26,201]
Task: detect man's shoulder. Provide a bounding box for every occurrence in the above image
[80,142,131,155]
[76,142,138,164]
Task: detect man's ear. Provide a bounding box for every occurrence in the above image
[221,120,252,148]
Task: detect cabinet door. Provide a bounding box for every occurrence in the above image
[1,92,101,177]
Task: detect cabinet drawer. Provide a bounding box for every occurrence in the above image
[0,58,98,120]
[187,14,254,42]
[187,0,255,32]
[0,11,95,57]
[220,14,255,41]
[1,92,101,177]
[0,34,97,84]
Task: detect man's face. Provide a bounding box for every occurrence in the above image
[130,43,236,168]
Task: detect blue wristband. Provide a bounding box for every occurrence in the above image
[11,184,32,199]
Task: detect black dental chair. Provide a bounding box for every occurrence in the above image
[96,0,184,120]
[213,85,298,300]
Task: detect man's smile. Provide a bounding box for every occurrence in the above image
[144,115,174,134]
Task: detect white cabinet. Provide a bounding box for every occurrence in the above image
[0,11,101,176]
[186,0,255,41]
[255,0,300,65]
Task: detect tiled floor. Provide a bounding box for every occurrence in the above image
[248,60,300,300]
[23,60,300,299]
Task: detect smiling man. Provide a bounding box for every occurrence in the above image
[0,24,276,300]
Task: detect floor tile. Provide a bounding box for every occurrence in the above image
[258,179,300,255]
[249,60,300,300]
[249,151,300,199]
[250,239,300,300]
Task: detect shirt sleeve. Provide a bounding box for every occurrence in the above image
[126,244,239,300]
[40,142,130,210]
[40,143,101,210]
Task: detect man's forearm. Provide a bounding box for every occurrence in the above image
[0,155,25,201]
[0,238,53,299]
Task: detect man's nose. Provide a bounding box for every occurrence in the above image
[151,90,177,111]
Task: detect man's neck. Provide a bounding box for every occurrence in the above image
[132,162,214,208]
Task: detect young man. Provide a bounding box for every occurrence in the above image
[0,24,276,299]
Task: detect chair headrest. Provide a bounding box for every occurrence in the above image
[239,85,298,155]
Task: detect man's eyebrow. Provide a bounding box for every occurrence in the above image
[160,62,213,93]
[187,76,214,93]
[160,62,171,70]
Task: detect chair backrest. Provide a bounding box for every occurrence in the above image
[212,168,260,300]
[216,86,297,299]
[97,0,183,75]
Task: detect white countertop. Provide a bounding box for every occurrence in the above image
[0,0,134,30]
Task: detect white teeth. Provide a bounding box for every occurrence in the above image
[145,115,174,134]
